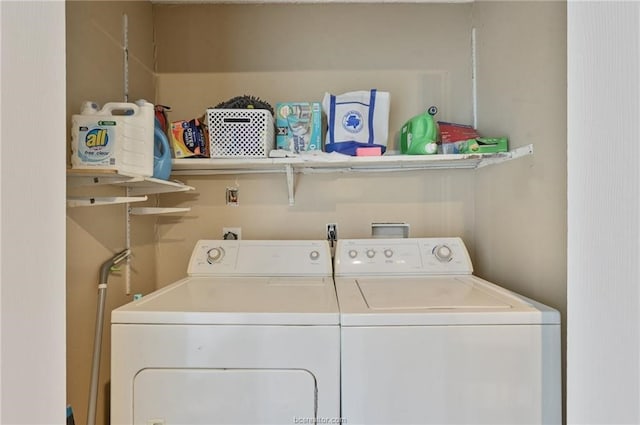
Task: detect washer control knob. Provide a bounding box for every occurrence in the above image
[310,250,320,261]
[366,249,376,259]
[207,247,225,264]
[348,250,358,259]
[433,244,453,262]
[384,249,394,258]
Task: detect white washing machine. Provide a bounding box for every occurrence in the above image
[334,238,561,425]
[111,240,340,425]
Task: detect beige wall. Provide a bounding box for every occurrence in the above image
[153,3,475,128]
[471,1,567,418]
[66,2,156,425]
[153,2,480,286]
[156,170,477,285]
[66,1,567,424]
[473,0,567,311]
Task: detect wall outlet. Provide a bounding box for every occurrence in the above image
[223,227,241,240]
[226,187,239,206]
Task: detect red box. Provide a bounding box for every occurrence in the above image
[438,121,480,143]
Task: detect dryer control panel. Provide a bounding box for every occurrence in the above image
[334,238,473,276]
[188,240,332,277]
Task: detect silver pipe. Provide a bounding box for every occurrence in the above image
[87,249,131,425]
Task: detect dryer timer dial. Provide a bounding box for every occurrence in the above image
[433,244,453,262]
[207,247,225,264]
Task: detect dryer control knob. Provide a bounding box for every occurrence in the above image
[207,247,225,264]
[433,245,453,262]
[310,250,320,261]
[348,250,358,259]
[366,249,376,259]
[384,249,394,258]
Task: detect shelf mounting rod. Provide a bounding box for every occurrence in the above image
[471,26,478,129]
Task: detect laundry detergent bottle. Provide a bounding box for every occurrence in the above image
[153,116,172,180]
[400,106,439,155]
[71,99,155,176]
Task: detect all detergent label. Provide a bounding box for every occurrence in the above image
[77,121,117,165]
[70,100,155,176]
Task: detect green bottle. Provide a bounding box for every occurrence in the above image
[400,106,439,155]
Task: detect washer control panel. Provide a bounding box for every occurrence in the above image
[188,240,332,276]
[334,238,473,276]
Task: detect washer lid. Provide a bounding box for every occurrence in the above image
[359,277,512,310]
[335,275,560,326]
[112,276,339,325]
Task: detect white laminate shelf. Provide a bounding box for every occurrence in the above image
[66,169,195,211]
[67,196,149,208]
[129,207,191,215]
[172,144,533,205]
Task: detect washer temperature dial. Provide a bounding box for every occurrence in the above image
[206,247,225,264]
[433,244,453,262]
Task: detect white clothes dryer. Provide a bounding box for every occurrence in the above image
[111,240,340,425]
[334,237,561,425]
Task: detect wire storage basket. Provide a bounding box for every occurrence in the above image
[206,109,275,158]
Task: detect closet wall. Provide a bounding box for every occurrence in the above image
[153,2,479,286]
[473,1,567,312]
[471,4,567,412]
[66,3,156,425]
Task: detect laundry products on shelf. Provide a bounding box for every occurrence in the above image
[71,99,155,176]
[275,102,322,153]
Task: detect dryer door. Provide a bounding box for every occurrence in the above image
[133,368,316,424]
